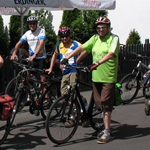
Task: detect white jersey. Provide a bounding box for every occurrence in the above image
[20,28,46,59]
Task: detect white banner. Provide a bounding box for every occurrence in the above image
[0,7,29,15]
[0,0,116,10]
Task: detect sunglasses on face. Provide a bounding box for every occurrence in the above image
[96,26,107,30]
[61,34,70,38]
[29,23,36,25]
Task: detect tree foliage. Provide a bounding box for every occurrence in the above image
[126,29,141,45]
[34,9,57,53]
[0,16,8,54]
[9,15,28,50]
[60,9,107,44]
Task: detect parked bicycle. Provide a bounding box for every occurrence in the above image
[0,95,12,145]
[119,51,150,104]
[46,64,103,144]
[5,59,61,127]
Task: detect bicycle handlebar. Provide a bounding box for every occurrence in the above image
[130,51,150,59]
[64,64,89,72]
[12,58,45,74]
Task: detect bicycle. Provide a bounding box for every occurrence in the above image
[119,51,150,104]
[0,96,11,145]
[5,59,61,127]
[46,64,103,144]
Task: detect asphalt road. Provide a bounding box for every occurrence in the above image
[1,90,150,150]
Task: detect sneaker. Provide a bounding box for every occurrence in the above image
[145,99,150,111]
[65,120,75,127]
[97,130,105,138]
[97,134,112,144]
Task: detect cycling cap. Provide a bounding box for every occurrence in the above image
[27,16,38,22]
[95,16,111,26]
[58,27,71,36]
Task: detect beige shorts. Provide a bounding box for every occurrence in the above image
[61,72,77,95]
[93,82,115,112]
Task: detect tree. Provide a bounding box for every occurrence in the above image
[60,9,107,43]
[9,15,28,50]
[0,16,8,54]
[126,29,141,45]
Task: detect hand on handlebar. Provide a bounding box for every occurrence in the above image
[88,64,98,71]
[10,54,18,60]
[45,68,52,75]
[61,58,68,65]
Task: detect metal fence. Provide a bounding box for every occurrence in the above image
[1,43,150,93]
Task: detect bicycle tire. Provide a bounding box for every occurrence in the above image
[119,73,139,104]
[5,77,22,97]
[143,76,150,98]
[0,118,10,145]
[40,82,61,120]
[88,93,103,131]
[46,95,80,144]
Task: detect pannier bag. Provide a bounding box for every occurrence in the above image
[114,83,122,106]
[0,95,14,120]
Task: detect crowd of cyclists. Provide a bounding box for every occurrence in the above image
[1,14,150,145]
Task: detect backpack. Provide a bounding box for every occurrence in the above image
[114,83,122,106]
[0,95,14,120]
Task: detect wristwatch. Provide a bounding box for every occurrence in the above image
[34,52,37,56]
[96,61,100,65]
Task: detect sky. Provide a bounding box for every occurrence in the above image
[2,0,150,45]
[108,0,150,44]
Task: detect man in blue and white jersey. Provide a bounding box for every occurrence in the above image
[11,16,46,81]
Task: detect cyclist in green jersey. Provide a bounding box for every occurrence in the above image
[61,16,120,144]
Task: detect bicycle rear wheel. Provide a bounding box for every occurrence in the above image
[0,118,10,145]
[88,93,103,131]
[143,76,150,98]
[119,73,139,104]
[46,96,80,144]
[41,82,61,120]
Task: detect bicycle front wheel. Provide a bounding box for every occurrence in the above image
[5,77,22,97]
[41,82,61,120]
[143,76,150,98]
[10,89,28,126]
[88,93,103,131]
[0,118,10,145]
[119,73,139,104]
[46,96,80,144]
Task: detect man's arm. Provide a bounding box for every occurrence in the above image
[11,41,22,60]
[61,45,85,64]
[45,53,58,74]
[0,55,4,68]
[76,50,89,65]
[96,52,114,65]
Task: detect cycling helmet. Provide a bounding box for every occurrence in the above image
[58,27,71,36]
[27,16,38,22]
[95,16,111,26]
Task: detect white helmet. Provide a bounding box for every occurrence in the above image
[27,16,38,22]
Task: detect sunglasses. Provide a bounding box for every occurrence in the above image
[96,26,107,30]
[29,23,36,25]
[61,35,70,38]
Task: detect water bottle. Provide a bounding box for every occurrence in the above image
[81,95,88,109]
[30,74,38,85]
[30,86,37,101]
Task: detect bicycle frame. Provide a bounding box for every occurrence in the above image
[132,60,149,88]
